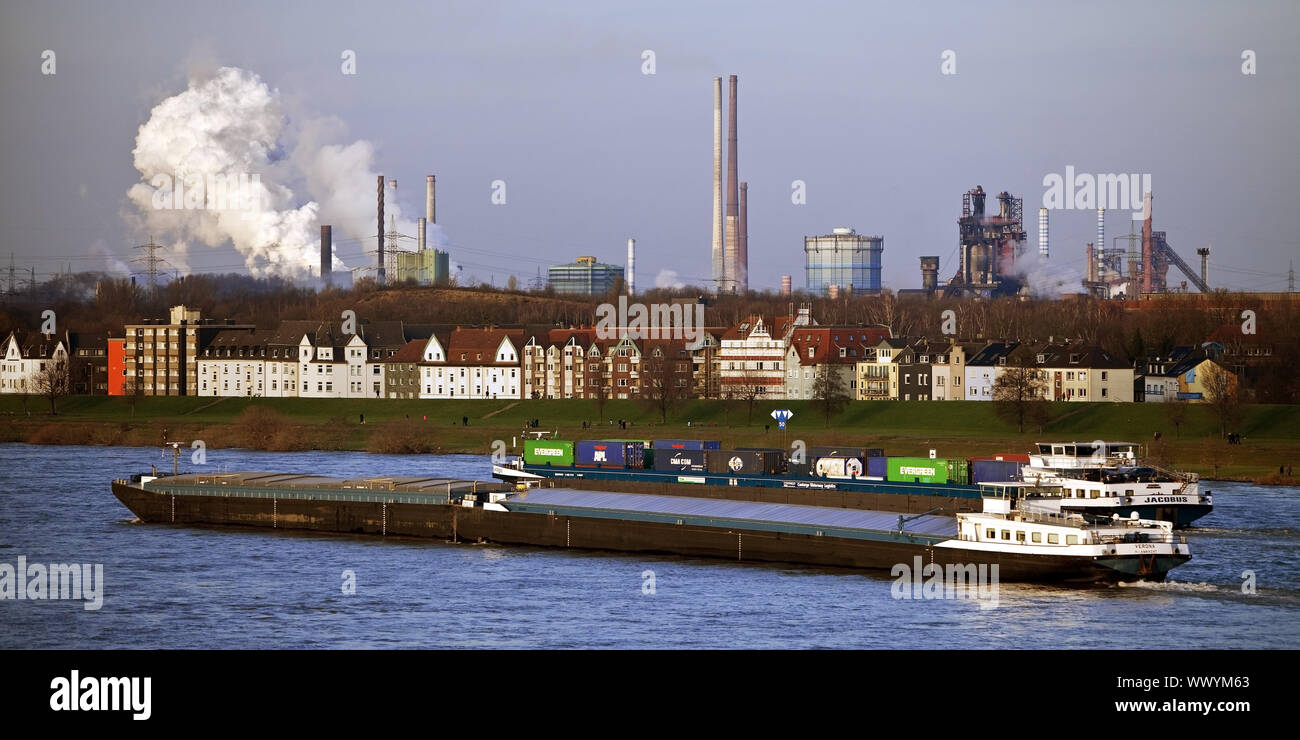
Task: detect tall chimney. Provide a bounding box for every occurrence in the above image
[780,275,792,296]
[434,174,444,223]
[377,175,385,284]
[626,238,636,295]
[1141,192,1153,294]
[320,225,332,284]
[418,217,427,253]
[1086,242,1096,284]
[738,181,748,292]
[711,77,724,294]
[1038,207,1049,258]
[1096,208,1105,281]
[724,74,739,294]
[1197,246,1210,289]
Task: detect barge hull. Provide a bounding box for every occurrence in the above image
[112,481,1173,583]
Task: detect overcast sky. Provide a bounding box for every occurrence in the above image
[1,0,1296,293]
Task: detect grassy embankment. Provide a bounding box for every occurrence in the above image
[2,395,1297,484]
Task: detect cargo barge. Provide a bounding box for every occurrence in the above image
[111,471,1191,583]
[498,438,1212,527]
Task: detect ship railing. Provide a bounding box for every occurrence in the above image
[1090,532,1181,546]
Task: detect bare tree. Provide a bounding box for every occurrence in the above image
[642,344,685,424]
[1163,400,1188,439]
[588,350,610,424]
[1202,362,1241,439]
[811,364,851,426]
[992,357,1048,433]
[33,359,70,415]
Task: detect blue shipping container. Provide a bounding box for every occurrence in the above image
[576,440,642,467]
[971,459,1024,484]
[867,456,887,478]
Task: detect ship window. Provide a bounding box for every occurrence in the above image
[1066,535,1079,545]
[1091,489,1101,499]
[1125,489,1134,496]
[1001,530,1011,540]
[1031,532,1042,543]
[985,528,995,539]
[1048,533,1059,544]
[1016,531,1026,542]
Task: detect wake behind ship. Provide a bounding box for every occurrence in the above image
[111,468,1192,583]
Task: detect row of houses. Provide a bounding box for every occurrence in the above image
[0,304,1255,403]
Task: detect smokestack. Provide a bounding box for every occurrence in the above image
[738,181,748,292]
[320,225,332,284]
[426,174,436,225]
[377,175,385,284]
[1141,192,1153,294]
[1038,208,1049,258]
[627,238,636,296]
[1086,242,1095,284]
[1197,246,1210,289]
[724,74,739,293]
[418,217,427,253]
[780,275,792,296]
[1096,208,1105,281]
[711,77,724,294]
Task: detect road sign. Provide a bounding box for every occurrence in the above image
[770,408,793,430]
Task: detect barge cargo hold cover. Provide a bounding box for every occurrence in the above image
[112,469,1191,583]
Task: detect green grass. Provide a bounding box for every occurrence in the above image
[3,395,1295,440]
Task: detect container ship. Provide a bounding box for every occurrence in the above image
[111,467,1192,583]
[495,438,1212,528]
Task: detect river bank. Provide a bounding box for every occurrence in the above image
[3,396,1296,485]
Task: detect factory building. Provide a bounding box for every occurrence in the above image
[943,185,1027,298]
[804,228,883,296]
[547,256,625,296]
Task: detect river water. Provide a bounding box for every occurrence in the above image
[1,443,1296,649]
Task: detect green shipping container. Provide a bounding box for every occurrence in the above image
[945,459,970,485]
[524,440,575,466]
[886,457,949,484]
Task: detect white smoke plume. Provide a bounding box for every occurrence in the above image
[654,269,685,290]
[125,66,415,279]
[1006,249,1083,298]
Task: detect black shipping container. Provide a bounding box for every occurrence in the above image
[652,448,709,473]
[864,448,885,458]
[706,450,784,475]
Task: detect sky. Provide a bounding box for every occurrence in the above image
[0,0,1297,293]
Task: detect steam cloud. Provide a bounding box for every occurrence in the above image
[1006,250,1082,297]
[125,66,415,279]
[654,269,685,290]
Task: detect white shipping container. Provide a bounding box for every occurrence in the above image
[814,457,864,478]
